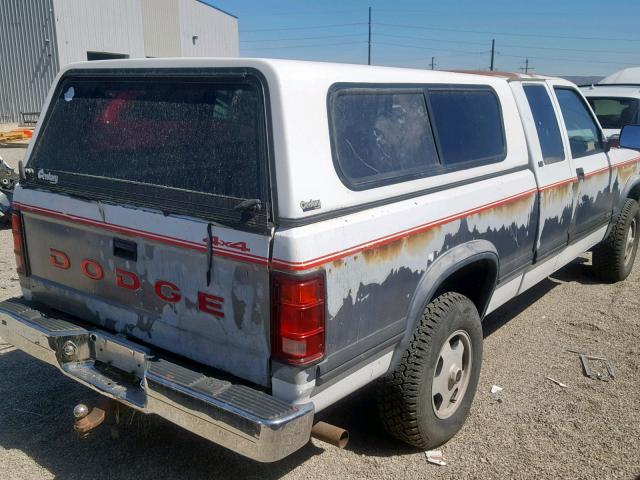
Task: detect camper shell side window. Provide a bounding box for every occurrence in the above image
[328,83,507,191]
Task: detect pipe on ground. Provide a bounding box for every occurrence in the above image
[310,421,349,449]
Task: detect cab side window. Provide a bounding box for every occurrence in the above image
[554,87,603,158]
[523,84,565,164]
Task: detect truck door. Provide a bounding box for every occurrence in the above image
[517,82,575,260]
[551,84,613,238]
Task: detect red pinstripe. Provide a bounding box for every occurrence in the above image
[13,155,640,272]
[12,202,269,266]
[271,188,538,270]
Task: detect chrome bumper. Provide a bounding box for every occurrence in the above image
[0,297,314,462]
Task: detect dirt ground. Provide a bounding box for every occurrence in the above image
[0,147,638,480]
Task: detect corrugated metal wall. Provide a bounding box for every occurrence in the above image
[0,0,237,123]
[141,0,181,57]
[52,0,145,65]
[0,0,59,123]
[178,0,239,57]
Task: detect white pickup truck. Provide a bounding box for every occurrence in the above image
[2,59,640,462]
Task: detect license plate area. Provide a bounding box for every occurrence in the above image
[90,332,149,379]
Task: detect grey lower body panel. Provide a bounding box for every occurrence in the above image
[0,297,314,462]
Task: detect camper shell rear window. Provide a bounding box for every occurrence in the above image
[26,69,270,228]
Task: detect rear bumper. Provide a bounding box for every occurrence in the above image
[0,297,314,462]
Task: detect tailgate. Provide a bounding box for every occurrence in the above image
[17,194,272,385]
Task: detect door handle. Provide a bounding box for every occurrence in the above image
[113,238,137,262]
[576,167,585,180]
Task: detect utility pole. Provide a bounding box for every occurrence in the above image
[490,39,495,71]
[520,58,534,74]
[368,6,372,65]
[429,56,437,70]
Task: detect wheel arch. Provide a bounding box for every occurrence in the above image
[389,240,499,370]
[605,176,640,239]
[624,177,640,204]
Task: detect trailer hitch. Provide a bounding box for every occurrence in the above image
[73,398,115,438]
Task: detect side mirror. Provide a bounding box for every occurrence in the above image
[619,124,640,150]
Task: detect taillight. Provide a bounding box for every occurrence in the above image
[273,273,325,365]
[11,212,26,274]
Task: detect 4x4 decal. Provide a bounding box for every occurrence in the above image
[203,235,251,253]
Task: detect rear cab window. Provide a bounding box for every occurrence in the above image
[329,84,507,190]
[26,70,270,227]
[586,97,639,129]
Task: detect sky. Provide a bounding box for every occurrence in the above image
[205,0,640,77]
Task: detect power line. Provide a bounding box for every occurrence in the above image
[374,32,639,56]
[242,41,367,51]
[497,52,639,66]
[374,22,640,43]
[372,41,490,56]
[393,50,492,63]
[240,29,639,57]
[235,9,363,17]
[241,22,366,33]
[376,33,487,47]
[241,33,364,43]
[372,40,637,67]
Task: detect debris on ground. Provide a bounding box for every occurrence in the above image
[0,128,32,147]
[0,157,18,224]
[425,450,446,466]
[579,354,616,381]
[490,385,503,394]
[546,376,568,388]
[0,158,19,190]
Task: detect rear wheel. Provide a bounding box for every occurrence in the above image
[593,198,640,282]
[376,292,482,449]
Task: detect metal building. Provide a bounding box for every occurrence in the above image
[0,0,238,123]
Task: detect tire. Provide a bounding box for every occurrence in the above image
[593,198,640,283]
[376,292,483,449]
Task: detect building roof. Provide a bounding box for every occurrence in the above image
[194,0,237,19]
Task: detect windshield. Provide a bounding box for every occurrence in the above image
[29,75,265,201]
[586,96,639,130]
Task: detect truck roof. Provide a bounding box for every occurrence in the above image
[57,57,547,86]
[447,70,556,81]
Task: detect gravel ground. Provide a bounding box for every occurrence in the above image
[0,147,638,479]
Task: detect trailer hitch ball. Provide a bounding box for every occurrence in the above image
[73,403,89,420]
[73,399,111,438]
